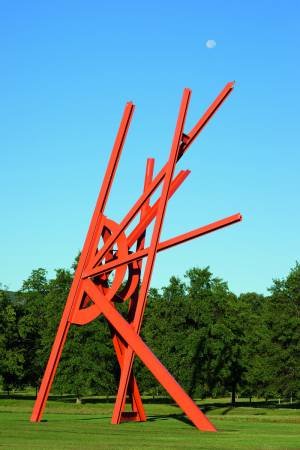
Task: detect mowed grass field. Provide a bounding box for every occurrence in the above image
[0,396,299,449]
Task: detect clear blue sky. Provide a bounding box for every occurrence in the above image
[1,1,299,294]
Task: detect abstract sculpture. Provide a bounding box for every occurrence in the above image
[31,82,242,431]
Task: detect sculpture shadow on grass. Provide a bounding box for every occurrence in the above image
[1,393,299,411]
[147,413,193,427]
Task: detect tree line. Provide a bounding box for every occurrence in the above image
[0,262,299,404]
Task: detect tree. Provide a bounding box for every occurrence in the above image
[21,268,49,295]
[140,268,244,403]
[2,259,299,404]
[266,263,300,400]
[0,286,25,394]
[140,279,193,396]
[184,267,244,403]
[39,267,117,402]
[133,288,163,396]
[18,269,49,392]
[238,292,273,401]
[53,317,117,402]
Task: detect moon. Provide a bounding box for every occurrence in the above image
[206,40,217,49]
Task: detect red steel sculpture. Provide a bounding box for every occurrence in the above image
[31,82,242,431]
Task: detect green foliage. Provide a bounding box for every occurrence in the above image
[21,268,49,295]
[0,287,25,393]
[17,268,51,390]
[0,262,299,404]
[52,318,117,399]
[266,262,300,399]
[238,292,273,399]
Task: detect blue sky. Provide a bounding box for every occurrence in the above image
[1,0,299,294]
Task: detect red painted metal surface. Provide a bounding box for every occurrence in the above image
[31,82,241,432]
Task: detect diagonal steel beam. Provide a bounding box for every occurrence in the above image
[83,213,242,279]
[31,102,134,422]
[111,88,191,424]
[91,83,234,270]
[111,158,154,422]
[83,278,216,432]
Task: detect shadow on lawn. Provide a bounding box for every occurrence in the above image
[0,393,80,402]
[0,393,177,406]
[1,393,299,412]
[200,401,300,414]
[79,396,175,405]
[147,413,194,427]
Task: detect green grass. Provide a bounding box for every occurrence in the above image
[0,397,299,449]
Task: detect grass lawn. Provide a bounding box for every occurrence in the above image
[0,396,299,449]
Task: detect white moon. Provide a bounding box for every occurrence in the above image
[206,40,217,49]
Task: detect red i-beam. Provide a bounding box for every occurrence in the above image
[31,82,242,431]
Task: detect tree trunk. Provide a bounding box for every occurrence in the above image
[231,382,236,406]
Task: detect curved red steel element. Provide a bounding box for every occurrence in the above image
[31,82,241,432]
